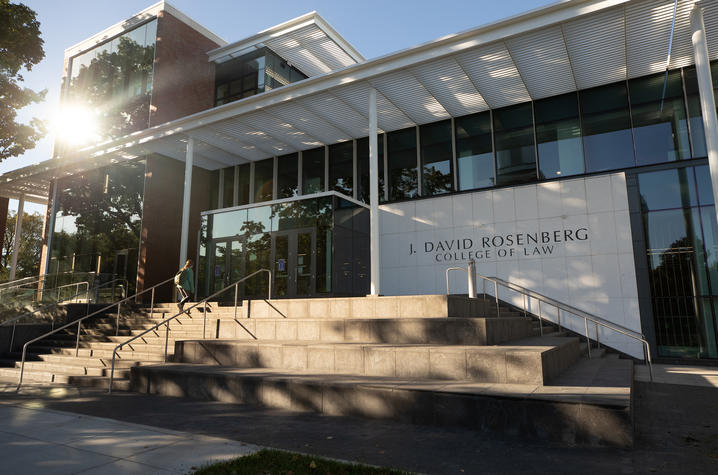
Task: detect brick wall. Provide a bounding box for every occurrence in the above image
[150,11,219,126]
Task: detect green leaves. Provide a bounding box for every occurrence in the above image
[0,1,46,162]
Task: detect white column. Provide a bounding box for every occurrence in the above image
[691,4,718,221]
[9,195,25,281]
[179,138,194,268]
[369,88,380,295]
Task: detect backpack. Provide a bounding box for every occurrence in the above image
[174,269,184,286]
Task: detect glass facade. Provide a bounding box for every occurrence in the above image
[455,111,494,190]
[387,128,418,200]
[65,19,157,147]
[199,195,368,299]
[329,141,353,196]
[302,147,325,195]
[214,47,307,107]
[254,158,274,203]
[493,103,536,185]
[535,93,583,179]
[638,165,718,359]
[420,120,453,196]
[50,160,146,294]
[357,135,385,202]
[277,153,299,198]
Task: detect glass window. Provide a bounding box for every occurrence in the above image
[276,153,298,198]
[329,141,354,196]
[455,111,494,190]
[253,158,274,203]
[237,163,250,206]
[683,67,708,158]
[420,120,453,196]
[209,170,220,209]
[534,92,584,178]
[222,166,234,208]
[629,70,691,165]
[493,103,536,186]
[695,165,714,206]
[580,82,635,172]
[356,135,385,203]
[387,127,418,200]
[637,167,697,211]
[302,147,325,194]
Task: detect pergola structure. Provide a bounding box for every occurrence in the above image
[1,0,717,292]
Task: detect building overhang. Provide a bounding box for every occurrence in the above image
[2,0,717,202]
[207,11,364,77]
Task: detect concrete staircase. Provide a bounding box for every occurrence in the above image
[0,294,634,446]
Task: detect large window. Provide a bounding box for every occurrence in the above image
[638,166,718,359]
[420,120,454,196]
[630,70,691,165]
[222,166,234,208]
[277,153,298,198]
[357,135,385,203]
[65,19,157,147]
[387,128,418,200]
[254,158,274,202]
[329,141,354,196]
[580,82,635,172]
[493,103,536,186]
[237,164,250,205]
[455,111,493,190]
[302,147,325,194]
[214,47,307,107]
[535,92,584,179]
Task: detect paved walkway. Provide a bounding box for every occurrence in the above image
[0,401,259,474]
[635,363,718,388]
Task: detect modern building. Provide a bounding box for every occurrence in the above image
[1,0,718,361]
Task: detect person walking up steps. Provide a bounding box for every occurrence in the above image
[175,259,194,312]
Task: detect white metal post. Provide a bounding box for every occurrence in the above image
[179,138,194,268]
[369,88,380,296]
[9,195,25,281]
[691,4,718,223]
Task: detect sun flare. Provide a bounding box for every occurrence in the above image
[53,105,100,146]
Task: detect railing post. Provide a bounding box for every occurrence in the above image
[494,281,500,317]
[268,269,272,300]
[467,260,477,299]
[164,321,170,363]
[150,287,155,319]
[557,307,562,331]
[108,347,118,394]
[116,302,122,336]
[203,301,207,339]
[537,300,543,336]
[595,322,600,349]
[445,270,450,295]
[75,320,82,357]
[234,282,239,320]
[10,322,17,353]
[584,318,591,358]
[523,294,528,317]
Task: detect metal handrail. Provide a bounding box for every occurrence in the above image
[469,271,653,381]
[0,270,94,293]
[445,265,653,381]
[107,268,272,393]
[16,275,177,390]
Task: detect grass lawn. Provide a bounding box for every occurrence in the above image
[193,448,411,474]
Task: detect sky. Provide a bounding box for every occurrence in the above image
[4,0,557,214]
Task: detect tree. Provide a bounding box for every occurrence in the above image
[0,210,44,280]
[0,1,46,162]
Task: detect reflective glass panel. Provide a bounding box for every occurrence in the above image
[629,70,691,165]
[534,92,584,178]
[356,135,385,203]
[493,103,536,186]
[420,120,453,196]
[209,170,220,209]
[277,153,298,198]
[580,82,635,172]
[455,111,494,190]
[329,141,354,196]
[695,165,714,205]
[387,127,418,200]
[638,168,697,211]
[302,147,325,194]
[253,158,274,202]
[222,166,234,208]
[237,163,250,206]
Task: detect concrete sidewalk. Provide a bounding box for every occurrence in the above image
[0,402,259,474]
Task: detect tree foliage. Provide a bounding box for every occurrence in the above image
[0,210,43,280]
[0,1,46,162]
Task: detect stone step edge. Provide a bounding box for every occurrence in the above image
[129,364,632,448]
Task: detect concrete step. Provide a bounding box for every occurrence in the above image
[5,360,136,377]
[174,334,580,385]
[0,365,130,384]
[28,345,170,360]
[3,353,155,369]
[129,359,632,447]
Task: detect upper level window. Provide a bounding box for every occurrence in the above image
[535,92,584,179]
[493,103,536,186]
[455,111,493,191]
[63,19,157,147]
[214,48,307,107]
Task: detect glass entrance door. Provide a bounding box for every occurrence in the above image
[209,238,244,300]
[271,229,316,298]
